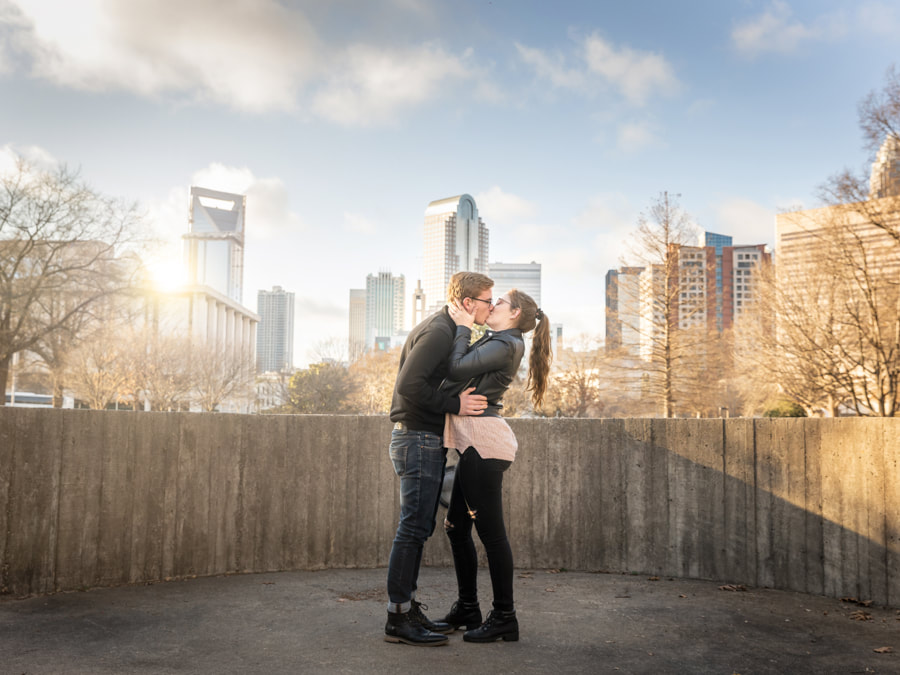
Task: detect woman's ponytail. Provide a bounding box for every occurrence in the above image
[507,289,552,409]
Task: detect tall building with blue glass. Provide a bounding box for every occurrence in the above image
[698,231,733,332]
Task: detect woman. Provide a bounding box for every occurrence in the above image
[439,288,551,643]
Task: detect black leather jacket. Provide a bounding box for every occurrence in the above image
[440,326,525,417]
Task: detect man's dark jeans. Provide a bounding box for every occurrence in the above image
[386,428,447,609]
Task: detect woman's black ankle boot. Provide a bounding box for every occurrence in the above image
[442,600,483,631]
[463,609,518,642]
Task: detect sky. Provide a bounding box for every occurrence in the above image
[1,0,898,366]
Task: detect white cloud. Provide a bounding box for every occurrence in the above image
[4,0,319,113]
[2,0,485,123]
[583,34,679,106]
[311,43,472,126]
[616,121,662,153]
[517,33,679,107]
[474,186,539,225]
[712,197,776,247]
[0,143,58,174]
[731,1,846,57]
[515,42,585,89]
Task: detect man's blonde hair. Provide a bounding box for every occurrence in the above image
[446,271,493,304]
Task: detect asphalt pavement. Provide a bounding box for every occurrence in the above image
[2,567,898,674]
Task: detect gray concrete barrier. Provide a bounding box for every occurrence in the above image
[1,410,897,605]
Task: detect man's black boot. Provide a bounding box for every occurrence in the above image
[384,610,449,646]
[442,600,483,631]
[409,599,453,634]
[463,609,519,643]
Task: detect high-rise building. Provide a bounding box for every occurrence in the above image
[349,289,366,356]
[256,286,295,373]
[605,239,770,359]
[183,187,246,303]
[605,267,643,354]
[488,261,541,305]
[550,322,564,359]
[423,194,489,312]
[365,271,405,350]
[638,264,666,362]
[725,245,769,325]
[869,134,900,199]
[410,280,426,329]
[698,231,733,332]
[776,205,900,294]
[672,245,712,331]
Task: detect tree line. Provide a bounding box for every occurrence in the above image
[1,158,254,411]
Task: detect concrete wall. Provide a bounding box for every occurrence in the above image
[1,410,898,605]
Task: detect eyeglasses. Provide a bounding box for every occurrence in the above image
[468,296,493,306]
[494,298,508,307]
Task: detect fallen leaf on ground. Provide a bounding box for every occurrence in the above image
[850,610,873,621]
[719,584,748,592]
[648,576,660,581]
[545,587,556,592]
[338,588,384,601]
[841,596,872,606]
[874,647,894,654]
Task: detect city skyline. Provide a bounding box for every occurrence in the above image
[1,1,897,366]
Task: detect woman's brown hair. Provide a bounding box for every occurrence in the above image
[507,289,552,409]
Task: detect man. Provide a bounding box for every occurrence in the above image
[384,271,494,646]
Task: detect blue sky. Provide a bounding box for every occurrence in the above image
[1,0,897,365]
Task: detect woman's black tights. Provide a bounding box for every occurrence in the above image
[444,447,513,611]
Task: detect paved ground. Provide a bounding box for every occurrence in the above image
[1,567,898,674]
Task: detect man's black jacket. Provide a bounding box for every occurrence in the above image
[389,307,462,434]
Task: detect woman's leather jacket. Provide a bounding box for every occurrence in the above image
[440,326,525,417]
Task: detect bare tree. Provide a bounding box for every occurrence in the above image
[621,192,710,417]
[32,289,141,407]
[140,333,194,412]
[309,337,353,366]
[347,346,400,414]
[675,327,735,417]
[746,210,899,417]
[747,65,900,417]
[0,158,143,403]
[66,326,130,410]
[539,340,606,418]
[192,343,256,412]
